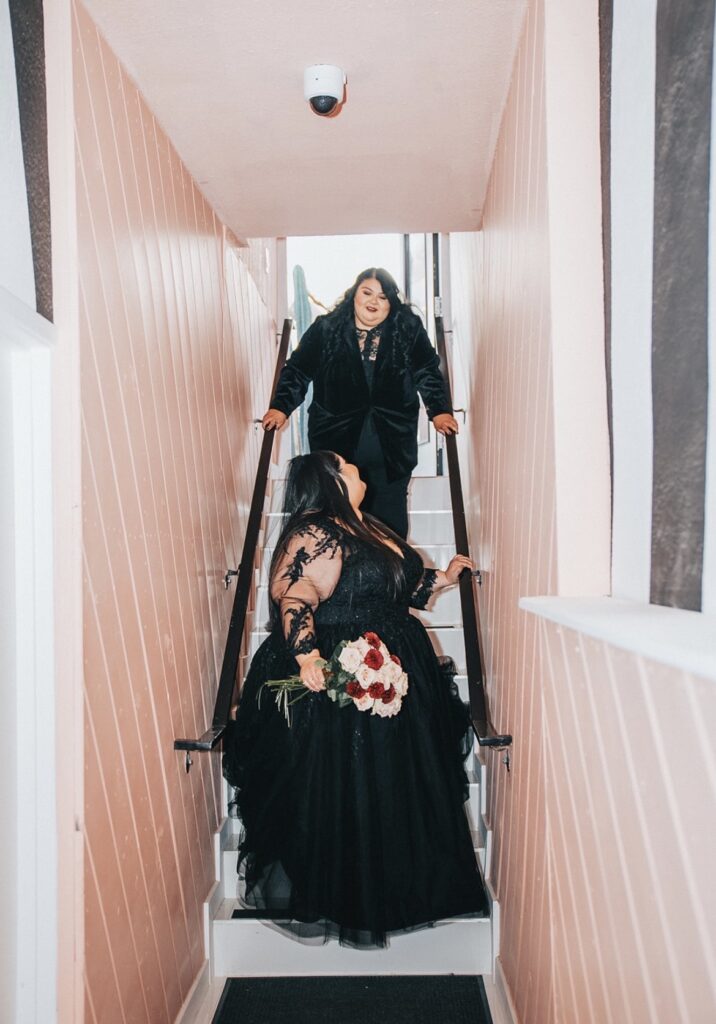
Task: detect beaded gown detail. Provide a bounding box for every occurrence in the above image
[222,514,489,947]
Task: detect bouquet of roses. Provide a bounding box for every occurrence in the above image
[259,631,408,726]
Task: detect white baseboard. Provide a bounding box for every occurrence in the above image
[173,960,224,1024]
[490,956,519,1024]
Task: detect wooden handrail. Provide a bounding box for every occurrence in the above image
[434,316,512,749]
[174,318,293,758]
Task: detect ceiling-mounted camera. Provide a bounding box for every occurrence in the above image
[304,65,346,116]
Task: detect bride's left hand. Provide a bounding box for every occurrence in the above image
[444,554,475,585]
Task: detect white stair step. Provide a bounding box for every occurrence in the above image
[407,475,452,511]
[425,627,466,675]
[211,900,491,977]
[265,475,452,515]
[407,511,453,545]
[411,586,462,627]
[411,542,457,566]
[465,769,482,832]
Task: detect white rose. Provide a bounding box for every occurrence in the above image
[355,664,377,688]
[353,694,373,712]
[354,637,370,656]
[372,695,402,718]
[394,671,409,696]
[384,660,402,684]
[338,646,362,673]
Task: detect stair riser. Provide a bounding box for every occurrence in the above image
[211,918,492,977]
[266,475,453,514]
[423,628,466,675]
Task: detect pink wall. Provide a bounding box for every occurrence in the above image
[74,3,278,1020]
[452,2,557,1018]
[451,1,716,1021]
[539,621,716,1023]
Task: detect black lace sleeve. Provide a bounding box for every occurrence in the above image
[409,568,438,610]
[270,521,343,656]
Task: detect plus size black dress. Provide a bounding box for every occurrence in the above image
[222,514,488,947]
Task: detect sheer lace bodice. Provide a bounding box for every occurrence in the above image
[270,515,439,657]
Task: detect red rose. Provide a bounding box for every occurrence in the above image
[390,653,401,666]
[368,682,386,699]
[364,648,384,670]
[363,631,381,649]
[381,684,396,704]
[346,681,364,698]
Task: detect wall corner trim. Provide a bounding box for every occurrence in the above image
[520,594,716,680]
[491,956,520,1024]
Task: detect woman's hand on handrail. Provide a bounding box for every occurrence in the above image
[442,554,475,586]
[262,408,288,431]
[432,413,459,435]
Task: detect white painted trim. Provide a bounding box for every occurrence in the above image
[44,1,83,1017]
[702,7,716,615]
[487,880,500,975]
[543,0,611,597]
[172,961,225,1024]
[0,294,57,1022]
[492,956,520,1024]
[610,0,658,602]
[0,285,56,352]
[173,960,210,1024]
[214,816,231,884]
[520,595,716,680]
[203,815,233,970]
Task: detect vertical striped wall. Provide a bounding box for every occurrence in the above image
[451,1,557,1020]
[451,1,716,1020]
[538,621,716,1024]
[74,3,277,1021]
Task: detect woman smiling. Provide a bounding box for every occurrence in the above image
[263,268,458,538]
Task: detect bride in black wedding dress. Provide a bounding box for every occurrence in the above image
[222,450,489,948]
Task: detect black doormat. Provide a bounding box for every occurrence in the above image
[212,975,493,1024]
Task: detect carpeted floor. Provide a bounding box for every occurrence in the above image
[212,975,493,1024]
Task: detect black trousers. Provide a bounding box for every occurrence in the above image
[352,416,410,539]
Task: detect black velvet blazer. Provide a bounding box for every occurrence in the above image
[270,311,452,481]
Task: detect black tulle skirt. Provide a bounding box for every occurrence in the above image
[222,611,488,947]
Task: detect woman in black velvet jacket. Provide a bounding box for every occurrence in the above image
[263,268,458,537]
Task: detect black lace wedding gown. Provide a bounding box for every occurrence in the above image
[222,513,489,947]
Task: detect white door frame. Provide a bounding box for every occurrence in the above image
[0,284,57,1023]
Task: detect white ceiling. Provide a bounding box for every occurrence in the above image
[82,0,526,238]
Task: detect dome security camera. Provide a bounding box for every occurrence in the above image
[304,65,346,116]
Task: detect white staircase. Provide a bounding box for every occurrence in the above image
[204,472,499,979]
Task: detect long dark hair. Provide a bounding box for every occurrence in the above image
[321,268,420,366]
[268,451,405,603]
